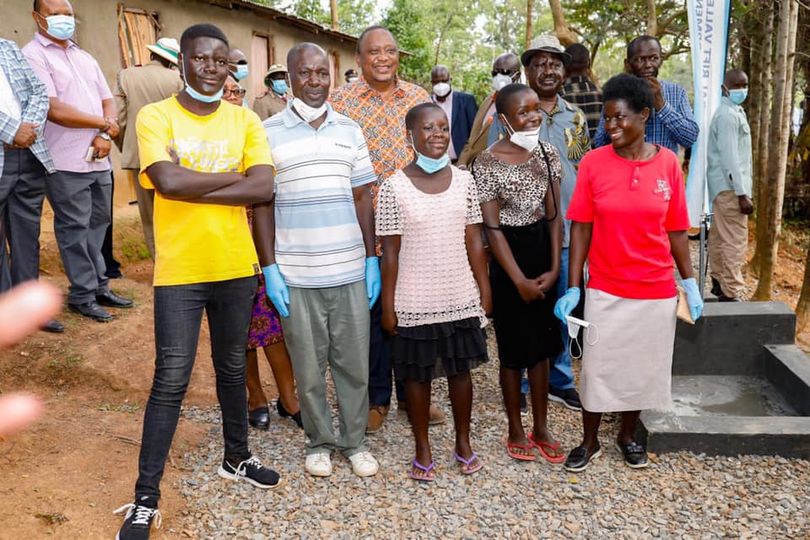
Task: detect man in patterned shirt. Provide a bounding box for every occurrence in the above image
[330,25,442,434]
[523,34,591,412]
[593,35,699,153]
[562,43,602,140]
[0,36,63,334]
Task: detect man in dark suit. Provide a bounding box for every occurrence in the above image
[430,65,477,163]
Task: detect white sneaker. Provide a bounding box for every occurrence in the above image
[305,453,332,477]
[349,451,379,477]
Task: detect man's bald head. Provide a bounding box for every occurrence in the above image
[287,42,328,70]
[724,69,748,88]
[228,48,248,65]
[493,53,520,74]
[431,65,450,85]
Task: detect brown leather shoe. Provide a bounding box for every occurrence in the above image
[366,405,389,434]
[398,402,446,426]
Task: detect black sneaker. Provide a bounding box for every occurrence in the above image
[615,440,649,469]
[548,387,582,411]
[564,445,602,473]
[519,392,528,416]
[217,455,281,489]
[113,497,161,540]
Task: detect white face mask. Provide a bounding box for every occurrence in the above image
[291,97,327,123]
[492,73,513,92]
[565,315,599,359]
[433,82,451,98]
[502,116,540,152]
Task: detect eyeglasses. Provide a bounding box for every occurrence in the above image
[223,88,246,98]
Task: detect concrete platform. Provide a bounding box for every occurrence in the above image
[640,302,810,458]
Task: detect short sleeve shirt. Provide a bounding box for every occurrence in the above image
[567,145,689,299]
[263,104,376,288]
[137,97,272,286]
[473,142,563,226]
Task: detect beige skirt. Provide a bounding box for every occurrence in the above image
[579,288,677,413]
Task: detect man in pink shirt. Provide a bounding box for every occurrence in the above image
[23,0,132,322]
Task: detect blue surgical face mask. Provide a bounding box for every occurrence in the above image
[233,65,249,81]
[182,67,223,104]
[43,14,75,40]
[271,79,288,95]
[410,133,449,174]
[728,88,748,105]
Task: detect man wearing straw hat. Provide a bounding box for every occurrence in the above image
[113,37,183,259]
[252,63,289,121]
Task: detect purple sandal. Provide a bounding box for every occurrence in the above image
[454,452,484,475]
[408,458,436,482]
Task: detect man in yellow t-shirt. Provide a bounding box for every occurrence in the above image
[115,24,279,540]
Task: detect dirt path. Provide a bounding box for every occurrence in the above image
[0,207,279,539]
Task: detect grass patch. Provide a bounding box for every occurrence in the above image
[97,401,140,413]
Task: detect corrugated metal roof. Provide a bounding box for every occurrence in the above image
[220,0,359,44]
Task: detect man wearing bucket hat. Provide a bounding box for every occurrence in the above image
[113,37,183,259]
[252,64,288,121]
[521,34,591,412]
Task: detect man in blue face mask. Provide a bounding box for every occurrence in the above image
[252,63,288,121]
[706,69,752,302]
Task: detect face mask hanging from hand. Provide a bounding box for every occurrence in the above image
[565,315,599,359]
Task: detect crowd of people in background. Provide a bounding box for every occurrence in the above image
[0,1,759,538]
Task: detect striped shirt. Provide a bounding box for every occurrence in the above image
[593,79,699,153]
[264,104,377,288]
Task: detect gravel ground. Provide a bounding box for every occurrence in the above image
[172,329,810,539]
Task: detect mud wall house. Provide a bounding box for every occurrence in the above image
[2,0,360,205]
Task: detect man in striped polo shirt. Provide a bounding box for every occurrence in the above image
[261,43,380,479]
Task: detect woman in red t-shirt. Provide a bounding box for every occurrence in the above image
[554,74,704,473]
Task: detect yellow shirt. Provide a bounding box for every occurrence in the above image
[136,97,272,286]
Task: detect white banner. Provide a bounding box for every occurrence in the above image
[685,0,732,226]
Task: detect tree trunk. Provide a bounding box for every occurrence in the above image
[797,240,810,332]
[753,0,800,300]
[547,0,578,46]
[525,0,534,50]
[646,0,657,36]
[329,0,338,30]
[749,1,775,275]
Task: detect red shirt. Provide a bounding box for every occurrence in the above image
[567,145,689,299]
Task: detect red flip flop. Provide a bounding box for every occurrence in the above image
[505,439,536,461]
[528,432,566,464]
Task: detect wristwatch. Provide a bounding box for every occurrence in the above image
[97,131,111,141]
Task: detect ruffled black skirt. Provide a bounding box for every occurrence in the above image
[392,317,489,383]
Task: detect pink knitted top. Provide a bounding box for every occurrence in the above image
[376,167,487,328]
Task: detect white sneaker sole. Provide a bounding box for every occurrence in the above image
[216,466,282,489]
[352,466,379,478]
[548,393,582,411]
[614,442,649,469]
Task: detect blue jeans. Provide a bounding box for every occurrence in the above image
[135,276,257,501]
[368,298,405,406]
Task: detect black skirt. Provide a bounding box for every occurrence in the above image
[391,317,488,383]
[490,220,562,370]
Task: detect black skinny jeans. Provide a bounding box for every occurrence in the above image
[135,276,257,501]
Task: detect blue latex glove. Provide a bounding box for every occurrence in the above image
[262,264,290,318]
[554,287,581,322]
[365,256,381,309]
[681,277,703,321]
